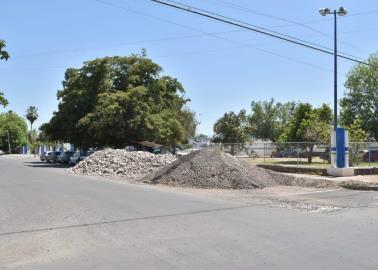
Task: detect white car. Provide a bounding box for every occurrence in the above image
[69,152,81,165]
[69,151,94,165]
[0,150,4,155]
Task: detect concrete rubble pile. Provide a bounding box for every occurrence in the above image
[67,149,176,178]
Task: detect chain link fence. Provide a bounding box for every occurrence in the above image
[194,142,378,168]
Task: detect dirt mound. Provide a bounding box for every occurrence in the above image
[141,149,304,189]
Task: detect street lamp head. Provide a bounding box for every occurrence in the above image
[338,7,348,16]
[319,8,331,16]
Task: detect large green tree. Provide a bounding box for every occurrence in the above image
[279,103,332,163]
[0,111,28,153]
[249,99,296,142]
[213,109,250,154]
[343,118,369,166]
[340,53,378,140]
[41,53,196,148]
[0,40,10,108]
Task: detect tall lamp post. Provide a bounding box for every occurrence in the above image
[319,7,347,131]
[320,7,354,176]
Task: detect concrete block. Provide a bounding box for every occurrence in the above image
[327,167,355,177]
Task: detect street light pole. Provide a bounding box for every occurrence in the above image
[319,7,348,171]
[319,7,347,131]
[333,10,338,131]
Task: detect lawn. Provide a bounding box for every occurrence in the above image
[240,157,377,168]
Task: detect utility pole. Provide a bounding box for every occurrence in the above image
[319,7,347,131]
[333,10,338,131]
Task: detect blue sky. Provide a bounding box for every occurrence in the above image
[0,0,377,135]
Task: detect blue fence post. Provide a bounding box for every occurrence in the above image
[336,128,346,168]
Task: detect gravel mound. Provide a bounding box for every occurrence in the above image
[141,149,302,189]
[67,149,176,178]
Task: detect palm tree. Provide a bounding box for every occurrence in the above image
[26,106,39,133]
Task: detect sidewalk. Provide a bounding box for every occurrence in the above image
[287,172,378,187]
[0,154,37,160]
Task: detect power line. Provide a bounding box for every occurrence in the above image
[151,0,368,65]
[13,29,242,58]
[0,43,338,74]
[95,0,366,64]
[9,0,372,61]
[269,9,378,28]
[11,27,373,61]
[203,0,366,53]
[164,0,341,55]
[92,0,354,72]
[203,0,336,36]
[4,0,366,73]
[342,26,378,35]
[91,0,370,73]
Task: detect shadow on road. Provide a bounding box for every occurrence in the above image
[24,161,71,168]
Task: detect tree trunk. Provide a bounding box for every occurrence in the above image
[307,144,314,164]
[30,123,33,143]
[171,143,177,155]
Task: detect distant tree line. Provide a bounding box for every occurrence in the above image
[212,53,378,163]
[213,99,369,163]
[213,53,378,147]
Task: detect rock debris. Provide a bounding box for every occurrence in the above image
[67,149,176,178]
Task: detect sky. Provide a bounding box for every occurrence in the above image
[0,0,377,136]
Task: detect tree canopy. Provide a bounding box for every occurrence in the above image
[213,109,249,144]
[340,53,378,140]
[41,53,197,148]
[278,103,332,143]
[249,99,296,142]
[278,103,332,163]
[0,40,9,108]
[0,111,28,152]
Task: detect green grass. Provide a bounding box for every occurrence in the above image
[240,157,378,168]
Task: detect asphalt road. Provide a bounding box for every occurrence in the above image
[1,157,378,270]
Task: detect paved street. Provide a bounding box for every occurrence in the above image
[1,157,378,270]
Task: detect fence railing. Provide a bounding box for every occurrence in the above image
[192,142,378,168]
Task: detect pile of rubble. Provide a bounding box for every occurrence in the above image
[67,149,176,178]
[141,149,335,189]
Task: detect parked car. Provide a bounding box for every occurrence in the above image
[152,148,161,154]
[0,150,4,155]
[40,151,50,162]
[69,151,81,165]
[46,151,61,163]
[69,150,94,165]
[363,150,378,162]
[271,150,290,158]
[57,150,75,164]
